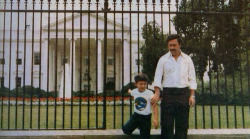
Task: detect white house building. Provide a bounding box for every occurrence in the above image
[0,12,143,97]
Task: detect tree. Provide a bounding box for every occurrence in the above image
[140,21,167,84]
[172,0,248,79]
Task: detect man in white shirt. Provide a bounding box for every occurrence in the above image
[151,34,197,139]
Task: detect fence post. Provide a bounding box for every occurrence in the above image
[103,0,110,129]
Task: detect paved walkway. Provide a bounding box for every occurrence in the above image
[0,129,250,139]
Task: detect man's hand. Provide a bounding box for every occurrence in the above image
[153,118,158,129]
[151,87,160,106]
[151,94,159,106]
[189,96,195,107]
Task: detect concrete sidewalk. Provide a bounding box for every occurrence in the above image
[0,129,250,139]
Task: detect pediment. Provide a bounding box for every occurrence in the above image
[43,13,129,31]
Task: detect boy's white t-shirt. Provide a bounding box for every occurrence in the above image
[131,88,154,115]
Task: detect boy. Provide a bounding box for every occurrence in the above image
[122,73,158,139]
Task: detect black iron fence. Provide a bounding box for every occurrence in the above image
[0,0,249,130]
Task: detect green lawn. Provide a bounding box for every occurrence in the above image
[0,105,249,129]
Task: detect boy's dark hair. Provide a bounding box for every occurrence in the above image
[166,34,182,45]
[134,73,149,83]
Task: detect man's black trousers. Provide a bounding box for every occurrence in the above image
[161,87,190,139]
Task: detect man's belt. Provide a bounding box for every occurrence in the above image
[163,87,189,95]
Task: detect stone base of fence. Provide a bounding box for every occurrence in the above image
[0,129,250,139]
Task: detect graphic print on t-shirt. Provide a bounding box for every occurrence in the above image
[135,97,147,111]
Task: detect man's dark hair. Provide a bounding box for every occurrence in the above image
[166,34,182,45]
[134,73,149,83]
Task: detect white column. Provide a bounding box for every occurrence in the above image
[70,38,76,92]
[97,39,103,93]
[123,39,130,85]
[42,39,48,91]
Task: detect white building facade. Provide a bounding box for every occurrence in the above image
[0,13,143,97]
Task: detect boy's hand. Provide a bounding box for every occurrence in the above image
[128,89,132,94]
[153,119,158,129]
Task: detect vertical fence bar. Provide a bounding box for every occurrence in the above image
[229,0,237,128]
[22,0,28,130]
[153,0,156,38]
[232,65,237,128]
[216,33,221,129]
[167,0,171,34]
[220,1,229,128]
[208,57,213,129]
[245,11,250,128]
[79,0,83,129]
[175,0,179,34]
[224,66,229,128]
[46,0,51,130]
[112,0,116,129]
[87,0,91,129]
[137,0,140,73]
[54,0,59,129]
[160,0,163,43]
[1,0,7,130]
[8,0,13,130]
[244,0,249,128]
[216,0,222,129]
[38,0,43,129]
[62,0,67,129]
[236,4,245,128]
[70,0,75,129]
[95,0,99,129]
[121,0,124,127]
[15,0,21,130]
[103,0,109,129]
[144,0,147,65]
[239,53,245,128]
[129,0,132,117]
[30,0,35,129]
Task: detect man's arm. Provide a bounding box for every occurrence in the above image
[188,59,197,107]
[152,57,164,106]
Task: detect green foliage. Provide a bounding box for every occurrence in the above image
[0,86,9,97]
[0,86,57,98]
[140,21,168,84]
[172,0,248,79]
[105,81,115,91]
[73,91,95,97]
[121,82,136,94]
[195,72,250,105]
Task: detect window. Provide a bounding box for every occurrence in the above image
[0,77,4,88]
[107,58,114,66]
[83,73,88,81]
[61,57,68,65]
[84,84,91,91]
[34,53,40,65]
[16,77,21,88]
[0,58,5,65]
[85,57,89,66]
[135,59,139,65]
[107,77,114,82]
[16,58,22,65]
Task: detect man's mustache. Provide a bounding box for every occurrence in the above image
[170,49,176,51]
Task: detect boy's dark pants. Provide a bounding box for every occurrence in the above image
[122,112,151,139]
[161,87,190,139]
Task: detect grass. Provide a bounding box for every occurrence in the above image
[0,105,249,129]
